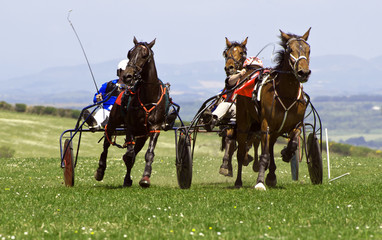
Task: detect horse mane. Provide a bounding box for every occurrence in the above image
[273,32,302,70]
[224,41,247,53]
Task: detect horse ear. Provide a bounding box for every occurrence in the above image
[301,27,311,41]
[241,37,248,47]
[225,37,232,48]
[148,38,156,49]
[133,36,139,45]
[280,30,291,42]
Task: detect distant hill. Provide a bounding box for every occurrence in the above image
[1,54,382,120]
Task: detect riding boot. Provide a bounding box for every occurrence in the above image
[281,137,299,163]
[83,110,97,127]
[163,109,177,131]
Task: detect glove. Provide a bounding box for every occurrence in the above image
[96,93,103,102]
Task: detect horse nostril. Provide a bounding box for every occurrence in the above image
[125,74,133,80]
[298,69,311,77]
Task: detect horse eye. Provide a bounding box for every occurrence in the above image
[222,51,227,58]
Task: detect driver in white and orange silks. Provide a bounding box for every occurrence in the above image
[210,57,264,125]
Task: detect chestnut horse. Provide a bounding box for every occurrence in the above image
[219,37,260,177]
[218,37,250,176]
[236,28,312,190]
[94,37,169,188]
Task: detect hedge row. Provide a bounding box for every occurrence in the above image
[327,141,382,157]
[0,101,80,119]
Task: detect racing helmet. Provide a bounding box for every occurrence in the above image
[117,59,129,71]
[243,57,263,68]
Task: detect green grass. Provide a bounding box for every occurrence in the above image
[1,110,382,239]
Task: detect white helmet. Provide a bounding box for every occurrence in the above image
[117,59,128,71]
[243,57,263,68]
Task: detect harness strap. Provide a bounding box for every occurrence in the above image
[104,124,134,149]
[272,79,303,133]
[137,84,166,134]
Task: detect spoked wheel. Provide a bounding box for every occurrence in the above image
[63,139,75,187]
[176,133,193,189]
[307,133,323,184]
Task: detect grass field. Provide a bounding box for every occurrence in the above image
[1,110,382,239]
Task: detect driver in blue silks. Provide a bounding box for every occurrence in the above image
[84,59,128,130]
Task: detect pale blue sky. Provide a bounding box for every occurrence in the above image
[1,0,381,80]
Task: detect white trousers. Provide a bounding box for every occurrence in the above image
[93,108,110,127]
[212,102,236,120]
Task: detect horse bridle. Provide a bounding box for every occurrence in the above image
[126,43,153,81]
[286,38,310,75]
[223,45,247,74]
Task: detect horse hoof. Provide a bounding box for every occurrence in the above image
[254,182,266,191]
[243,154,254,166]
[265,174,277,187]
[94,168,104,181]
[139,176,151,188]
[252,159,260,172]
[219,166,233,177]
[123,178,132,187]
[234,181,242,189]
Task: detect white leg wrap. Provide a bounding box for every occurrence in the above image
[254,182,266,191]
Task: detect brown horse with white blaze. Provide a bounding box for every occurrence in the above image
[218,37,256,177]
[236,28,312,190]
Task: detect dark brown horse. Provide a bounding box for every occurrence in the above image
[94,37,169,188]
[236,28,312,190]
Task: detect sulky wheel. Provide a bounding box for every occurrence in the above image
[290,148,300,181]
[63,139,75,187]
[307,133,323,184]
[176,133,193,189]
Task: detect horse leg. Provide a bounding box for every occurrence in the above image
[252,137,260,172]
[255,123,270,191]
[139,131,160,188]
[235,129,248,188]
[219,129,235,177]
[265,141,277,187]
[122,136,147,187]
[281,128,301,162]
[94,109,120,181]
[94,138,110,181]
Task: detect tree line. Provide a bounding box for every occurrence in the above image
[0,101,80,119]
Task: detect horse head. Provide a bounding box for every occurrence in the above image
[280,28,311,83]
[223,37,248,76]
[121,37,156,85]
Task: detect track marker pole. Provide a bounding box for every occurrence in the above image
[328,172,350,183]
[325,128,330,179]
